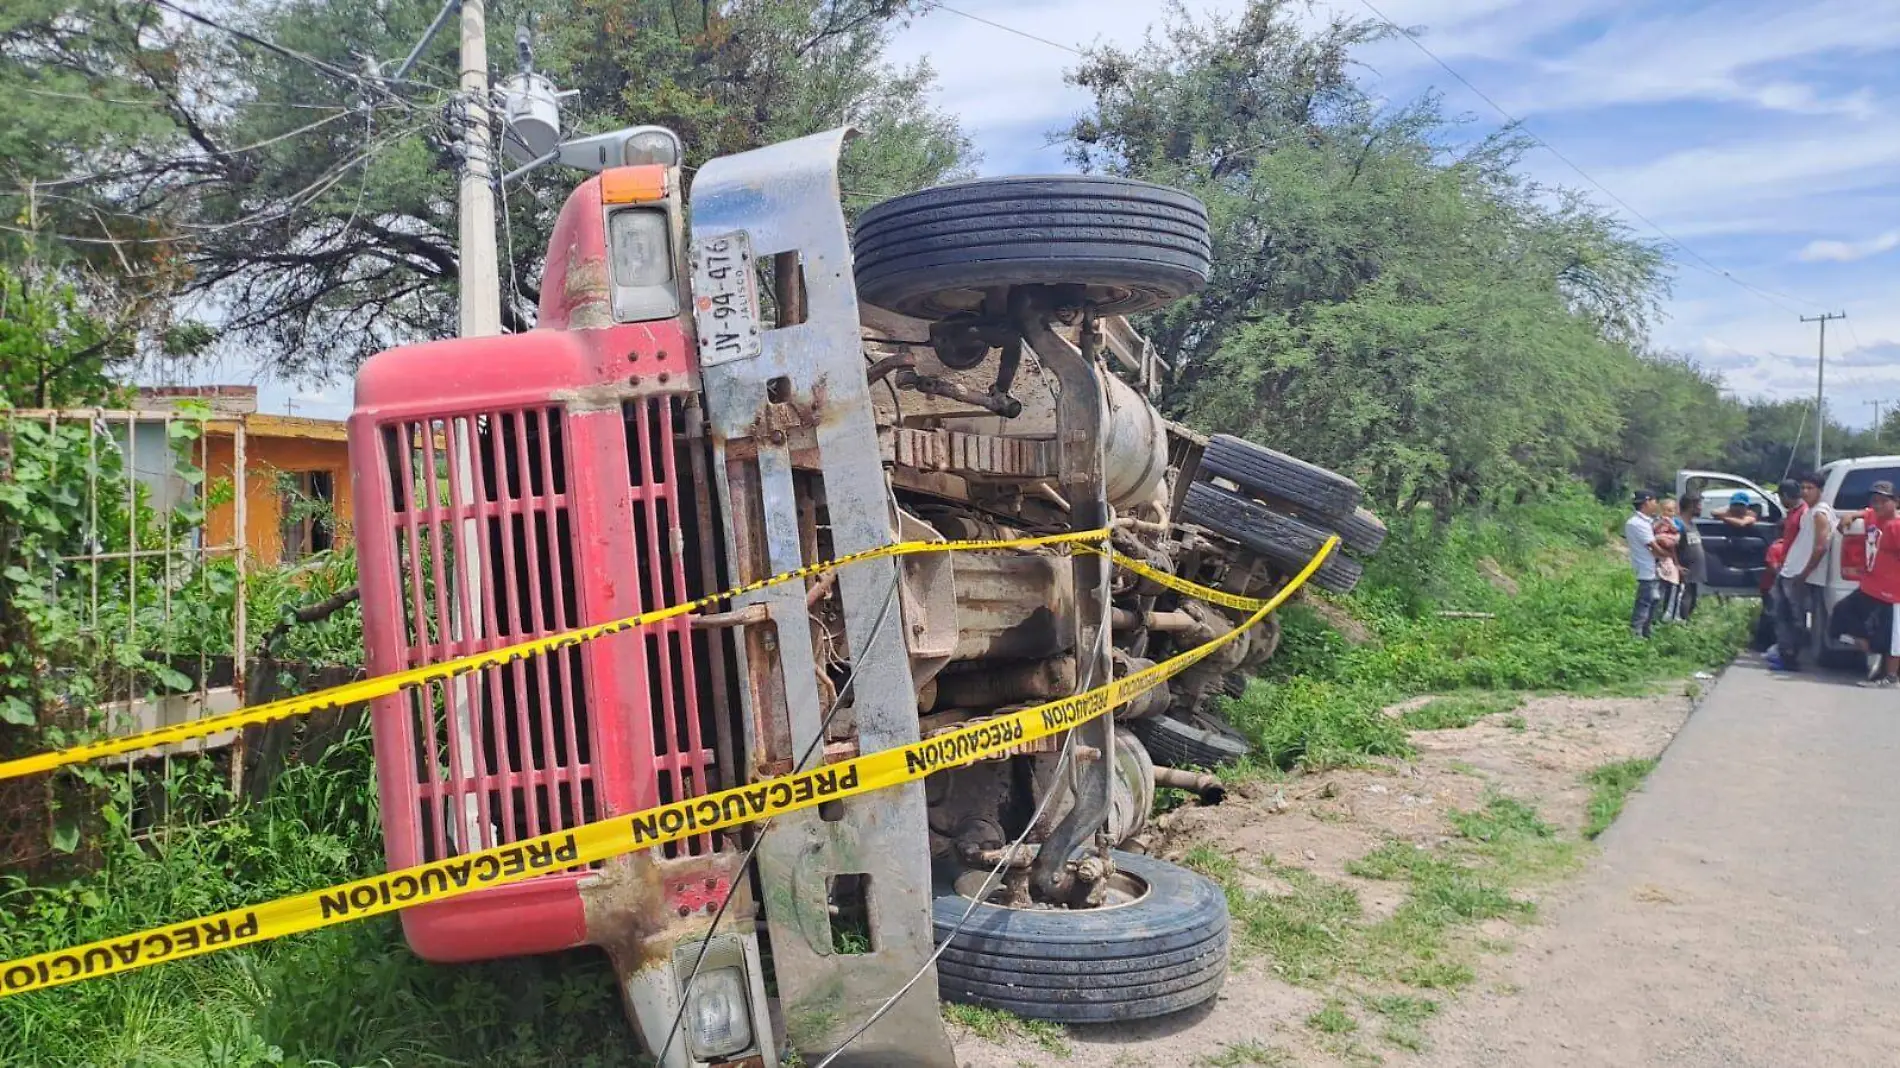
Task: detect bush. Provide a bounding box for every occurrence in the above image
[1225,485,1751,768]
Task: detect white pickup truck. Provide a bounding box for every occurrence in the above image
[1678,456,1900,665]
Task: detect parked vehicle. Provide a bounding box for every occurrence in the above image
[1678,457,1900,665]
[348,127,1375,1067]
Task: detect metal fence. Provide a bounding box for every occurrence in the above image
[3,408,252,852]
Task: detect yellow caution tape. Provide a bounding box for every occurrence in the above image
[1093,546,1274,613]
[0,530,1111,783]
[0,537,1336,998]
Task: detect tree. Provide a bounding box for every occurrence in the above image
[6,0,973,378]
[1580,353,1741,497]
[0,0,206,362]
[1062,0,1671,512]
[0,266,127,407]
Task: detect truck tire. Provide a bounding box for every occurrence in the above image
[852,176,1212,320]
[1132,713,1252,768]
[933,851,1229,1023]
[1335,506,1388,556]
[1179,481,1365,595]
[1199,434,1361,520]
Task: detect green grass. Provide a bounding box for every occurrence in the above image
[1184,845,1364,985]
[1582,758,1659,839]
[1195,1041,1293,1067]
[1186,790,1579,1028]
[0,730,641,1068]
[1400,692,1524,730]
[1363,993,1439,1051]
[1216,487,1752,772]
[1305,998,1358,1035]
[941,1004,1070,1057]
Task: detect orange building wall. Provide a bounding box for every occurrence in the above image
[202,431,355,566]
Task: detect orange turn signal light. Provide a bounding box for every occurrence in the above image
[600,164,670,205]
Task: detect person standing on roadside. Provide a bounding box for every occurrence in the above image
[1654,503,1683,623]
[1767,475,1833,672]
[1832,481,1900,688]
[1677,492,1706,621]
[1626,490,1663,639]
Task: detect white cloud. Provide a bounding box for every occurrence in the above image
[1503,0,1900,118]
[1587,118,1900,223]
[886,0,1254,154]
[1799,229,1900,263]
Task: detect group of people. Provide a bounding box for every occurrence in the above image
[1624,476,1900,689]
[1625,490,1701,637]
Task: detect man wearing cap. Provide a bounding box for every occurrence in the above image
[1716,491,1760,529]
[1831,480,1900,688]
[1626,490,1664,638]
[1768,477,1831,671]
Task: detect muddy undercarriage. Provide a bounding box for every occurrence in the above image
[686,133,1381,1063]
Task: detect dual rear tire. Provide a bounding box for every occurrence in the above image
[932,851,1229,1023]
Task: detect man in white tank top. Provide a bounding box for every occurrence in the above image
[1769,472,1836,671]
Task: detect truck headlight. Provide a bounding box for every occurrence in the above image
[624,128,681,167]
[684,966,753,1061]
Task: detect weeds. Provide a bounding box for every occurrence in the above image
[1227,486,1751,770]
[1363,993,1439,1051]
[1305,998,1357,1035]
[1196,1041,1292,1066]
[1400,692,1524,730]
[941,1004,1070,1057]
[0,726,641,1068]
[1582,758,1659,839]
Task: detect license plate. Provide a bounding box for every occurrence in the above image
[690,231,762,366]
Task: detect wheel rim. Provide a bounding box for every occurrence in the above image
[951,868,1153,912]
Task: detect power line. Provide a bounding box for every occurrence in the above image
[17,84,349,112]
[147,0,450,102]
[1351,0,1829,318]
[12,106,372,193]
[0,118,431,248]
[929,2,1082,56]
[150,0,374,95]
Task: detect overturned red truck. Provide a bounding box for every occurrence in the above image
[348,126,1383,1066]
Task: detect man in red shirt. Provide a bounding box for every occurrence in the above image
[1831,480,1900,688]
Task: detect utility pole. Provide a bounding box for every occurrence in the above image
[458,0,501,338]
[1873,399,1889,446]
[1800,311,1846,469]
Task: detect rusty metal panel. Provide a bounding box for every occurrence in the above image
[888,427,1054,479]
[689,129,955,1067]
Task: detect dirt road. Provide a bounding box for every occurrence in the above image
[1418,657,1900,1066]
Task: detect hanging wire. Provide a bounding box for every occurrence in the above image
[653,574,906,1067]
[814,607,1116,1068]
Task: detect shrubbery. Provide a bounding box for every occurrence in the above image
[1224,484,1752,768]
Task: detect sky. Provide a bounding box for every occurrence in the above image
[879,0,1900,429]
[250,0,1900,428]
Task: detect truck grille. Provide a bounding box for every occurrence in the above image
[375,395,731,867]
[623,395,726,859]
[381,408,597,862]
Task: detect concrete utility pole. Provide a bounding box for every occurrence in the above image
[1801,311,1847,469]
[458,0,501,338]
[1872,400,1889,445]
